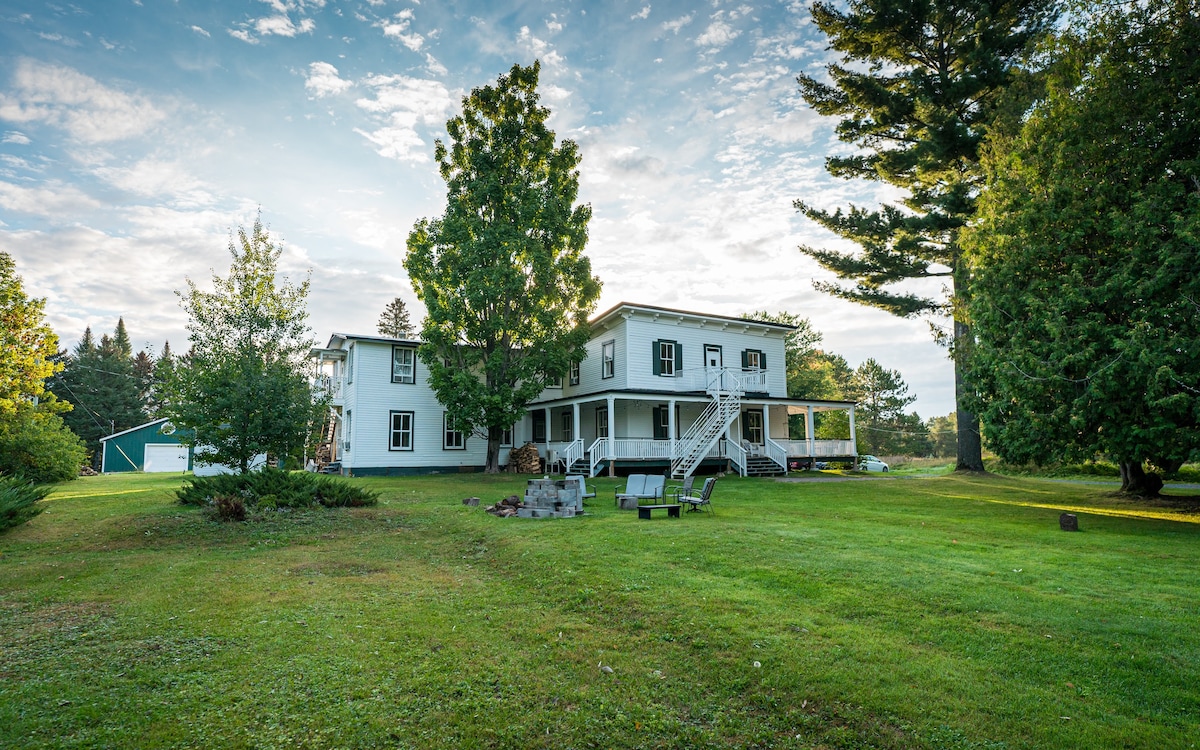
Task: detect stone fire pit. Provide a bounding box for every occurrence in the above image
[517,477,583,519]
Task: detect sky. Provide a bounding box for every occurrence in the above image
[0,0,957,417]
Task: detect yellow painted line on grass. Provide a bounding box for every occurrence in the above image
[916,488,1200,524]
[48,488,158,500]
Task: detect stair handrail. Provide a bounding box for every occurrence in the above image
[726,439,747,476]
[561,438,584,473]
[762,437,789,474]
[588,437,608,477]
[671,386,742,478]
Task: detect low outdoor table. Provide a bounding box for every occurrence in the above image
[637,503,681,520]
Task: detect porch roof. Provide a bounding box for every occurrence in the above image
[527,388,855,411]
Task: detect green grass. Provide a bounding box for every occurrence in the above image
[2,472,1198,749]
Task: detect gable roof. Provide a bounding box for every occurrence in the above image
[99,418,171,443]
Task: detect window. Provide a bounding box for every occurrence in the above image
[548,375,563,388]
[743,410,764,444]
[532,411,547,442]
[392,347,416,383]
[653,339,682,376]
[652,405,669,440]
[443,413,465,450]
[568,361,580,386]
[601,340,615,379]
[596,407,609,439]
[345,345,355,384]
[389,411,413,451]
[742,349,766,370]
[501,426,514,447]
[344,410,352,452]
[561,411,573,441]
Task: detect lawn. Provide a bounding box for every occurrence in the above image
[1,471,1197,749]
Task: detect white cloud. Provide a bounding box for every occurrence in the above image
[425,54,448,77]
[255,15,316,37]
[0,180,101,216]
[92,159,213,206]
[696,20,740,49]
[190,25,211,37]
[2,131,31,145]
[661,14,693,34]
[0,59,167,143]
[379,9,424,51]
[517,26,564,68]
[354,75,453,163]
[228,28,258,44]
[304,61,353,98]
[632,6,651,20]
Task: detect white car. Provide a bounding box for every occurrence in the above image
[859,455,889,472]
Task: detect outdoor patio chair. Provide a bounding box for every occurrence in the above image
[565,474,596,503]
[615,474,648,506]
[679,477,717,514]
[667,475,695,503]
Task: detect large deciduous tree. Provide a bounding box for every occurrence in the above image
[404,62,601,473]
[165,218,322,473]
[795,0,1058,471]
[964,0,1200,495]
[0,251,60,415]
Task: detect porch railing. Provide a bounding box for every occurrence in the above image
[773,439,856,458]
[546,440,584,473]
[664,367,769,394]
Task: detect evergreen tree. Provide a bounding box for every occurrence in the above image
[377,297,414,338]
[165,217,322,473]
[795,0,1058,471]
[850,358,923,455]
[404,62,601,473]
[964,0,1200,495]
[52,321,147,465]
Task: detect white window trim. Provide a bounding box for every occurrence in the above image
[389,410,414,451]
[601,340,615,379]
[659,340,676,377]
[443,413,466,450]
[392,346,416,384]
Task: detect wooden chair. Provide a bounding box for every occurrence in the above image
[679,477,717,514]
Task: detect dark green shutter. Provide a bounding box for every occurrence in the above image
[652,340,661,375]
[759,351,766,370]
[741,350,749,368]
[674,343,683,373]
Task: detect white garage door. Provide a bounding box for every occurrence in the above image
[143,443,189,473]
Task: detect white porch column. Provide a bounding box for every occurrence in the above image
[762,403,771,442]
[806,406,815,459]
[606,395,616,477]
[544,406,551,449]
[848,405,857,457]
[572,402,580,447]
[668,398,677,461]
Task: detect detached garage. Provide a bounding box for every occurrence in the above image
[100,418,193,473]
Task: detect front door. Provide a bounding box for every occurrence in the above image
[705,345,723,389]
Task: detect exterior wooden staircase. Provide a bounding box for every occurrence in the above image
[670,375,742,479]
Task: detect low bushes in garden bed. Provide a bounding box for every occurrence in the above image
[177,467,378,521]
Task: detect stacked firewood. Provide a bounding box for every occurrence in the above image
[507,442,542,474]
[485,495,524,517]
[79,465,99,477]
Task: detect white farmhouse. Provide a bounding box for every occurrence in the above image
[311,302,857,477]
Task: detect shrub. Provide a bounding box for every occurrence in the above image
[0,475,52,533]
[210,494,247,522]
[177,467,378,519]
[0,407,87,484]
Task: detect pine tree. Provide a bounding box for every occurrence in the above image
[377,297,414,338]
[795,0,1058,471]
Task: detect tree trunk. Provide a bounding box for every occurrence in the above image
[953,317,985,472]
[1119,461,1163,496]
[484,427,502,474]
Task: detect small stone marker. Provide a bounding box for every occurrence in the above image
[462,496,481,506]
[1059,512,1079,532]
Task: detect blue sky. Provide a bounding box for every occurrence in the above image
[0,0,956,417]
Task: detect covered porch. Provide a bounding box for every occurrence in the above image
[524,391,856,478]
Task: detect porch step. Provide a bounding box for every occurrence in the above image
[745,455,786,477]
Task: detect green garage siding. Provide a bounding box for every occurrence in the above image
[100,419,193,473]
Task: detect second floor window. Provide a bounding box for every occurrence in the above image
[568,361,580,386]
[601,340,615,379]
[654,339,681,376]
[743,349,765,370]
[392,347,416,383]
